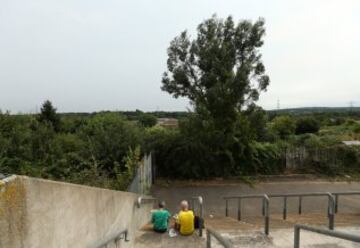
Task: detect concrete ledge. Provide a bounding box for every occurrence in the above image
[0,175,153,248]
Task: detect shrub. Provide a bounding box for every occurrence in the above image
[242,142,285,175]
[352,124,360,134]
[271,116,296,139]
[138,113,157,127]
[295,117,320,134]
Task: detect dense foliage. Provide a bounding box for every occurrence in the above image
[271,116,296,139]
[0,104,144,190]
[1,102,360,185]
[295,117,320,134]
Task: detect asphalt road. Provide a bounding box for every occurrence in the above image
[151,180,360,218]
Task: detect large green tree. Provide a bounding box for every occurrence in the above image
[162,15,269,131]
[161,15,270,175]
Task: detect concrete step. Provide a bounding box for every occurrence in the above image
[134,230,205,248]
[205,216,257,230]
[213,226,360,248]
[208,214,360,248]
[282,213,360,227]
[206,213,360,231]
[134,214,360,247]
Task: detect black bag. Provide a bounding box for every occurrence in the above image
[194,216,204,229]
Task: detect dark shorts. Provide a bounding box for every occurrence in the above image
[154,229,167,233]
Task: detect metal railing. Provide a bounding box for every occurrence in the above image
[0,173,10,180]
[89,229,129,248]
[206,227,233,248]
[224,194,270,235]
[223,192,338,234]
[137,196,158,208]
[294,224,360,248]
[332,191,360,214]
[268,192,335,230]
[191,196,204,237]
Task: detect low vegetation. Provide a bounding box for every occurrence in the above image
[0,102,145,190]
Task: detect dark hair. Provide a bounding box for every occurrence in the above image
[159,201,166,208]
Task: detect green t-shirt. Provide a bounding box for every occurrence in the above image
[151,209,171,231]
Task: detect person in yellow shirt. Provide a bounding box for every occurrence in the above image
[176,200,194,235]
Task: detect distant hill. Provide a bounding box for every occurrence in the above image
[268,107,360,115]
[12,107,359,118]
[58,110,190,120]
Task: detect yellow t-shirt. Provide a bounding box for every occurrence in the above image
[177,210,194,235]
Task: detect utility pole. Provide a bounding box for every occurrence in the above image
[349,101,353,113]
[277,98,280,110]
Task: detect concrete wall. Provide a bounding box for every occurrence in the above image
[0,176,153,248]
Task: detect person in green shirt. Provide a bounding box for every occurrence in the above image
[151,201,171,233]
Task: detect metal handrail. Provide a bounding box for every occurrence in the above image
[206,227,233,248]
[332,191,360,214]
[224,194,270,235]
[0,173,9,180]
[224,192,337,234]
[191,196,204,237]
[294,224,360,248]
[137,196,158,208]
[89,229,129,248]
[267,192,335,230]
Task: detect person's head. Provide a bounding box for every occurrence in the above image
[180,200,189,211]
[158,201,166,209]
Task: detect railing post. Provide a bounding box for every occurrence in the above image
[329,213,334,230]
[327,194,335,230]
[335,195,339,214]
[265,212,269,235]
[225,199,229,217]
[264,195,270,235]
[237,198,241,221]
[137,197,142,208]
[298,196,302,215]
[283,196,288,220]
[199,196,203,237]
[262,198,265,216]
[294,225,300,248]
[206,229,211,248]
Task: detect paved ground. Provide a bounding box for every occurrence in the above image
[215,226,360,248]
[134,215,360,248]
[151,180,360,217]
[136,180,360,247]
[134,230,205,248]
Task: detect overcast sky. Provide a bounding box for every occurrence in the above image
[0,0,359,113]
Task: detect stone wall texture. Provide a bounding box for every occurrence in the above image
[0,176,152,248]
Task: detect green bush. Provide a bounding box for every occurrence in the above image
[138,113,157,128]
[241,142,285,175]
[0,111,145,190]
[352,124,360,134]
[271,116,296,139]
[295,117,320,134]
